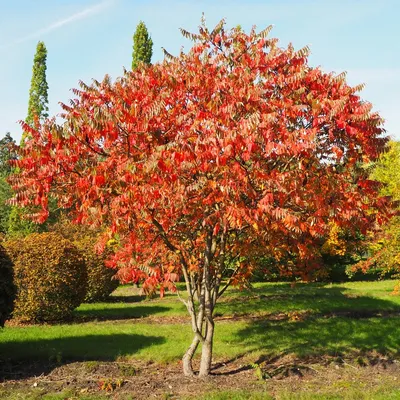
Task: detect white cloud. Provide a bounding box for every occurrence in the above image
[0,0,113,49]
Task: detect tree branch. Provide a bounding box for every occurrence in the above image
[151,215,204,340]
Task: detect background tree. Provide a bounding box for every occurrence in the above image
[370,141,400,200]
[9,22,390,377]
[352,141,400,276]
[0,133,16,234]
[9,42,49,236]
[0,133,16,176]
[132,21,153,69]
[25,41,49,129]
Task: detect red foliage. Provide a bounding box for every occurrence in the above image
[9,23,390,295]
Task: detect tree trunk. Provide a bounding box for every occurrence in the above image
[198,320,215,377]
[182,334,201,376]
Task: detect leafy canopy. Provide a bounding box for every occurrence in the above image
[10,21,389,294]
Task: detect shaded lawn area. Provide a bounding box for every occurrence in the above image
[1,315,400,365]
[74,280,400,323]
[1,280,400,368]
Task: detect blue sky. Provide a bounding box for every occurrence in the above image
[0,0,399,142]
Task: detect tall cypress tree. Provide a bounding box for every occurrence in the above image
[26,41,49,128]
[9,42,49,236]
[132,21,153,69]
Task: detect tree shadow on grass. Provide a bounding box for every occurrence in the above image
[232,285,400,367]
[0,333,165,381]
[224,282,329,300]
[73,305,171,322]
[108,294,146,303]
[217,284,400,318]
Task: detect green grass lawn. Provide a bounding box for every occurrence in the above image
[2,280,400,363]
[2,315,400,363]
[2,280,400,399]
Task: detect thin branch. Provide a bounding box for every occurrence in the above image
[217,264,241,300]
[175,287,188,307]
[72,133,109,157]
[212,229,226,307]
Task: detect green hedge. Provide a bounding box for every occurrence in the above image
[4,232,87,322]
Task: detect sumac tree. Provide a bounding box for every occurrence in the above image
[9,21,390,376]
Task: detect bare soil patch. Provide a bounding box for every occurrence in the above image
[2,353,400,399]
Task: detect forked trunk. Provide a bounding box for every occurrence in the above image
[180,229,220,377]
[182,335,201,376]
[181,318,215,377]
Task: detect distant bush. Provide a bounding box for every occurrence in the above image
[78,235,118,302]
[4,232,87,322]
[51,217,118,302]
[0,244,15,326]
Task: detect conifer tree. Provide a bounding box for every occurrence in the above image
[132,21,153,69]
[26,41,49,128]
